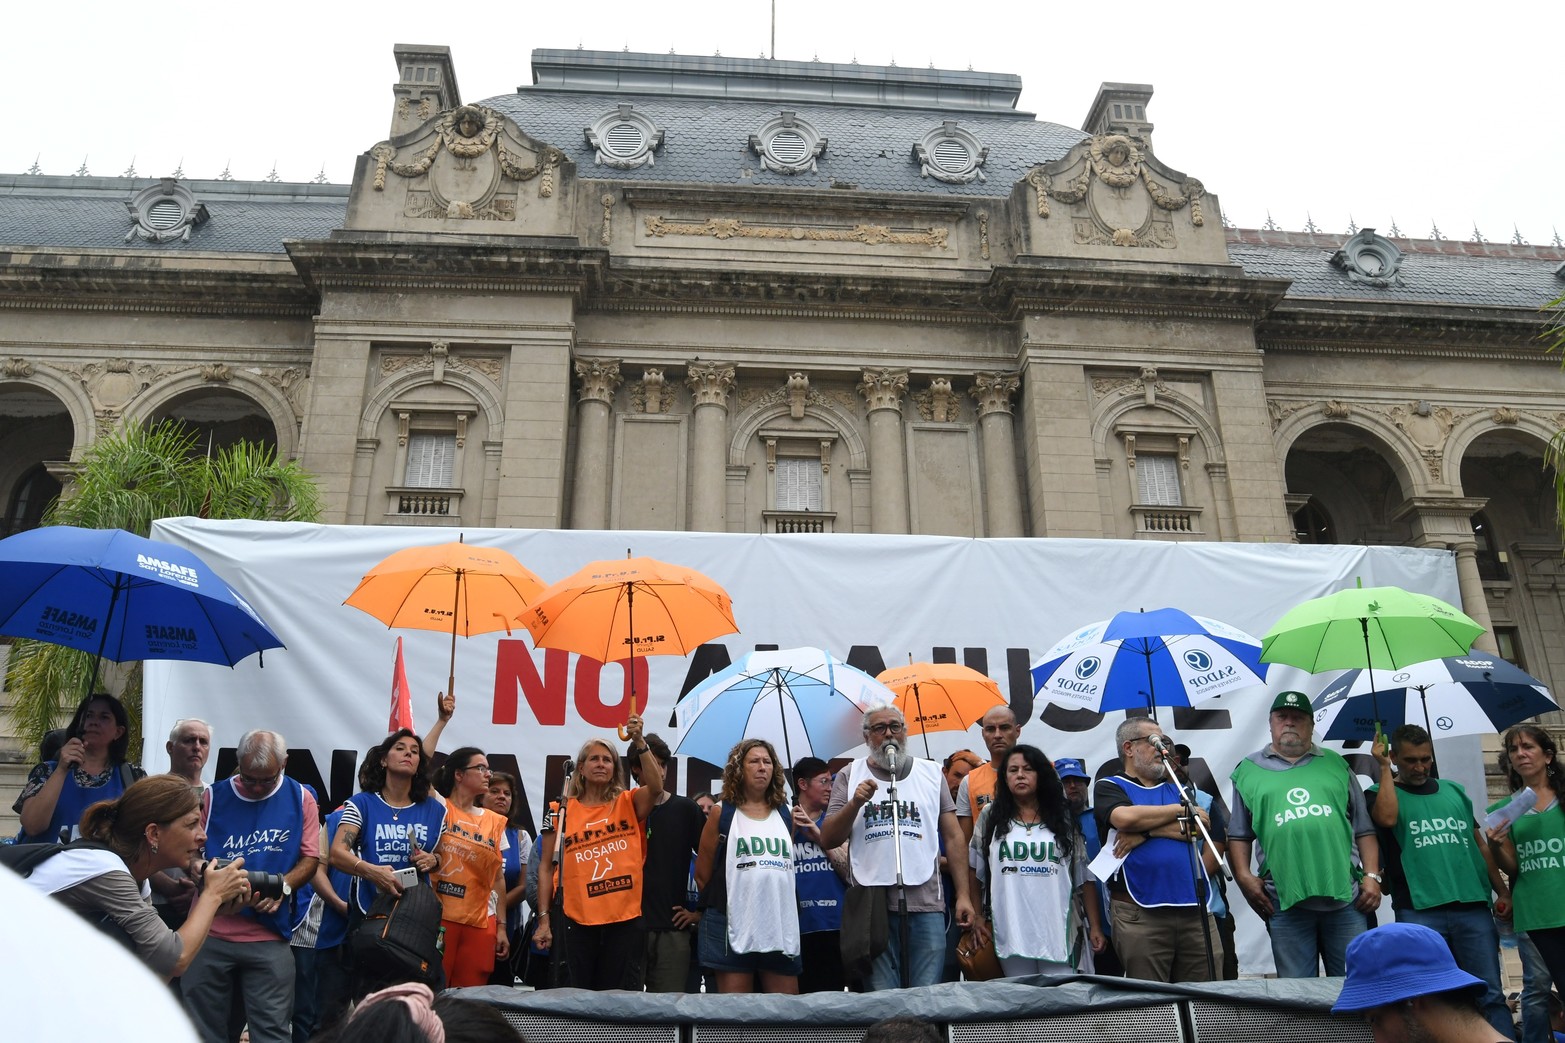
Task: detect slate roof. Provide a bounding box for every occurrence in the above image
[0,175,347,255]
[1227,236,1565,312]
[482,89,1086,199]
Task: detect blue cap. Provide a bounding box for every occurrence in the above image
[1332,923,1484,1013]
[1053,757,1090,781]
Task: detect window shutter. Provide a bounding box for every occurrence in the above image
[404,434,456,488]
[775,457,823,511]
[1136,455,1182,506]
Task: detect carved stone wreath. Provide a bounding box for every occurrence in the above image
[1025,134,1205,245]
[370,103,564,212]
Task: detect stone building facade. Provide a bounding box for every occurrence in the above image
[1,45,1563,695]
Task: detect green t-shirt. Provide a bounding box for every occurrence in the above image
[1368,779,1488,909]
[1232,749,1357,910]
[1487,795,1565,933]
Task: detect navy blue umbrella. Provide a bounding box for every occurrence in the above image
[0,525,284,694]
[1312,654,1556,742]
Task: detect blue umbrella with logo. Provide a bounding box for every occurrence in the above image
[0,525,284,695]
[1312,654,1556,742]
[1031,607,1269,719]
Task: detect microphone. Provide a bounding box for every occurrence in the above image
[1148,734,1171,755]
[884,741,900,775]
[561,758,575,778]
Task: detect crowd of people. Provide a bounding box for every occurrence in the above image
[8,686,1564,1043]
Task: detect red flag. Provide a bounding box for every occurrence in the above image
[389,637,415,733]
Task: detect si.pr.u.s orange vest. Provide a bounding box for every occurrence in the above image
[559,791,645,925]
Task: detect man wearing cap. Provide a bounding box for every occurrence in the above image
[1094,717,1221,982]
[1056,756,1121,976]
[1333,922,1511,1042]
[1228,690,1383,978]
[1369,723,1514,1039]
[956,706,1021,843]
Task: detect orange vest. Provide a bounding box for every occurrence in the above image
[559,791,645,926]
[433,802,507,927]
[967,762,998,813]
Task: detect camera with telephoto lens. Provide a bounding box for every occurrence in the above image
[207,858,288,900]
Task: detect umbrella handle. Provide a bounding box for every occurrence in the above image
[617,690,638,741]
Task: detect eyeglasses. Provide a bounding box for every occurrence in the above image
[462,763,493,775]
[238,771,281,789]
[868,721,906,736]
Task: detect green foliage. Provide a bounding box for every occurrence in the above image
[6,419,321,757]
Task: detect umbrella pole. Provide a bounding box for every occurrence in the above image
[618,580,637,741]
[84,576,124,698]
[913,682,931,759]
[1360,618,1381,724]
[1418,685,1439,776]
[773,671,793,771]
[447,570,462,701]
[1143,645,1158,725]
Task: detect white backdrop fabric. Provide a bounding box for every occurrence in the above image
[145,519,1480,975]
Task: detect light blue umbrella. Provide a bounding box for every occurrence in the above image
[1031,607,1268,719]
[673,646,891,769]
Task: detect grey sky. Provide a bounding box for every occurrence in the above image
[11,0,1559,244]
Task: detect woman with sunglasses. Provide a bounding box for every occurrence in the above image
[432,747,510,987]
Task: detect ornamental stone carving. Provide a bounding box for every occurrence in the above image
[1331,229,1404,287]
[643,215,948,249]
[1493,407,1520,424]
[261,367,309,418]
[200,363,233,383]
[370,103,564,221]
[1025,133,1204,250]
[629,368,667,414]
[914,377,957,422]
[971,373,1020,416]
[380,345,501,384]
[786,372,809,419]
[3,357,35,378]
[575,359,623,404]
[858,369,909,413]
[1322,400,1352,419]
[687,363,736,408]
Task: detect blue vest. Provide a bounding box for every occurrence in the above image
[315,807,353,949]
[500,826,523,934]
[346,791,447,913]
[1107,775,1207,908]
[287,784,320,937]
[793,810,845,934]
[21,762,133,843]
[207,776,306,939]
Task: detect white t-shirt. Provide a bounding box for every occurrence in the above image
[724,805,800,957]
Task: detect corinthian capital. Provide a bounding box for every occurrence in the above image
[575,358,623,404]
[858,368,909,413]
[686,362,736,408]
[971,372,1020,416]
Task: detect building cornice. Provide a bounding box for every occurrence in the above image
[988,262,1292,323]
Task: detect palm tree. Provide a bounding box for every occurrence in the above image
[3,420,322,755]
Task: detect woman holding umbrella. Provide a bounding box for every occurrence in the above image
[14,692,144,843]
[694,738,801,994]
[1487,725,1565,992]
[968,744,1104,978]
[534,714,662,990]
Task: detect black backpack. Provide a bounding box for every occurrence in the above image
[350,875,443,985]
[1,838,138,952]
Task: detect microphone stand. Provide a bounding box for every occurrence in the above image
[886,742,911,991]
[1153,741,1225,982]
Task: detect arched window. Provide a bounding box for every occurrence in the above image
[1292,499,1336,545]
[1471,511,1508,581]
[4,464,61,537]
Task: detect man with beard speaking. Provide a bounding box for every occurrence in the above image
[820,705,974,990]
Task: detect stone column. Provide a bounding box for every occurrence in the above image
[971,373,1025,537]
[858,368,910,534]
[1393,495,1499,653]
[686,362,735,532]
[570,359,621,530]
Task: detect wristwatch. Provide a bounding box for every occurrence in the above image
[1363,871,1383,884]
[629,746,650,758]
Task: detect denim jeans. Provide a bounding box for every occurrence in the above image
[1266,902,1366,977]
[1400,905,1513,1039]
[868,911,945,991]
[1519,932,1552,1043]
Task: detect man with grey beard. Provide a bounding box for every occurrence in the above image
[820,704,974,990]
[1228,690,1383,978]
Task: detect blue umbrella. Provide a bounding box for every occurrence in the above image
[673,646,891,769]
[1032,607,1269,718]
[1312,654,1556,742]
[0,525,284,694]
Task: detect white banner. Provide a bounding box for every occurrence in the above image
[145,519,1476,975]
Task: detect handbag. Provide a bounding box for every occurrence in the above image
[839,883,889,984]
[350,876,443,985]
[956,922,1003,981]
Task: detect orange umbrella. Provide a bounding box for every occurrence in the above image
[877,661,1007,757]
[344,539,545,700]
[519,552,739,737]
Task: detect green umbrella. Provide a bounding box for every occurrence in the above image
[1259,583,1485,722]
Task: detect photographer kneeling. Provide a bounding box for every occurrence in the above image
[20,774,251,982]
